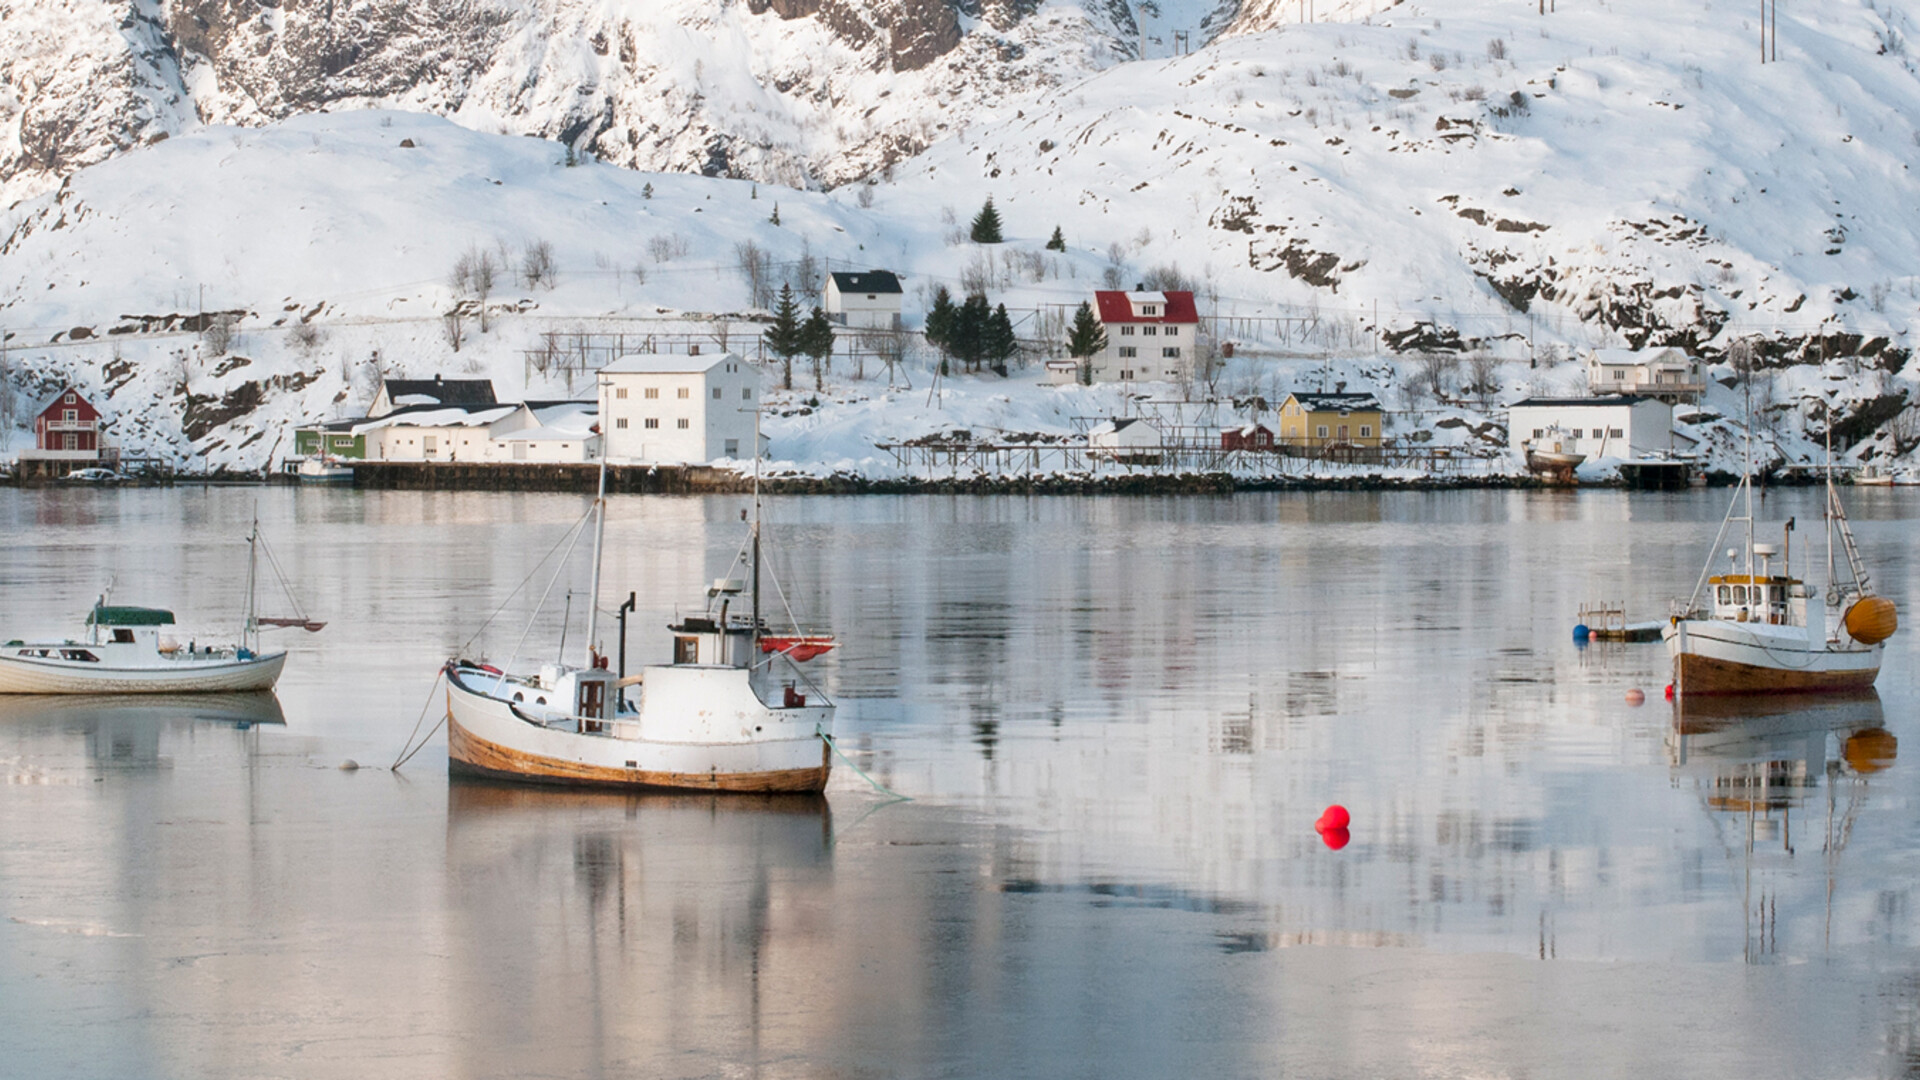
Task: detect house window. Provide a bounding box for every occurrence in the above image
[645,387,659,399]
[1360,425,1372,438]
[1610,428,1624,437]
[712,387,722,400]
[677,387,690,399]
[1316,425,1329,438]
[1162,347,1180,358]
[1142,326,1158,336]
[1533,429,1544,438]
[1142,305,1159,316]
[1120,370,1135,380]
[1120,326,1135,336]
[615,418,629,429]
[724,439,739,456]
[644,418,659,429]
[676,418,689,429]
[1165,326,1178,337]
[1612,370,1625,380]
[742,387,752,400]
[63,433,77,450]
[1118,346,1137,358]
[64,393,75,404]
[63,409,77,422]
[616,387,629,399]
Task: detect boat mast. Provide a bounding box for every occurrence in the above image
[751,406,762,640]
[1743,377,1755,579]
[584,457,609,664]
[245,516,260,651]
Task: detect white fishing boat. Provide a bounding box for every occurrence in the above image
[296,454,354,484]
[443,464,837,793]
[1522,425,1585,479]
[0,522,322,694]
[1664,464,1895,698]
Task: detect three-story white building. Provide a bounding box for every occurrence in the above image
[598,351,761,463]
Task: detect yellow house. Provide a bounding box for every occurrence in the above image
[1278,392,1384,447]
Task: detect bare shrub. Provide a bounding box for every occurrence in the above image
[856,184,875,209]
[443,311,466,353]
[647,233,690,263]
[1429,52,1449,71]
[1486,37,1507,60]
[735,241,773,307]
[290,322,324,352]
[1141,263,1197,293]
[521,239,556,289]
[202,313,237,355]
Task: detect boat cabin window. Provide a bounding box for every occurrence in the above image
[577,679,605,720]
[1732,586,1748,604]
[112,628,135,643]
[60,649,99,662]
[1717,586,1730,605]
[674,636,698,665]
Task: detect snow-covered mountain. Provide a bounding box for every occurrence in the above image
[2,0,1919,474]
[2,0,1261,209]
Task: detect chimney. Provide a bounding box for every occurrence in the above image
[689,343,701,355]
[1134,282,1144,292]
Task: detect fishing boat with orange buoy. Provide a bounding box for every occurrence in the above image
[1664,452,1894,697]
[441,460,837,793]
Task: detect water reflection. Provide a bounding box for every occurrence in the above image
[1668,692,1896,964]
[0,692,284,773]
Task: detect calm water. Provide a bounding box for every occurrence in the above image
[3,486,1920,1078]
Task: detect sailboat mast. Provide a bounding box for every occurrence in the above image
[245,517,260,650]
[751,407,762,637]
[1743,377,1755,577]
[584,459,608,662]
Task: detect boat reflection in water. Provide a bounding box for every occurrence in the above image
[1667,690,1896,962]
[0,691,286,765]
[443,778,833,1077]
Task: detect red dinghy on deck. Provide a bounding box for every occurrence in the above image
[759,635,837,662]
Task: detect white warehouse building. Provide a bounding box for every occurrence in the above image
[598,351,761,464]
[1508,395,1677,462]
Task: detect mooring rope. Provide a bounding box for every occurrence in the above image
[391,668,448,770]
[821,731,909,801]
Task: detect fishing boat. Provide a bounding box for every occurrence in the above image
[0,522,321,694]
[442,463,837,793]
[1522,425,1585,481]
[1663,465,1895,697]
[296,453,354,484]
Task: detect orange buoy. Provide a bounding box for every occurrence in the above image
[1319,827,1350,851]
[1844,728,1899,774]
[1845,596,1898,645]
[1316,804,1350,832]
[1625,688,1646,706]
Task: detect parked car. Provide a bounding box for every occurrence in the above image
[63,467,126,484]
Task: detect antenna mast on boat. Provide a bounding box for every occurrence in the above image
[244,515,260,651]
[751,407,762,640]
[584,457,609,663]
[1743,376,1755,578]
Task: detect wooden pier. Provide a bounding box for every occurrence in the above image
[349,462,753,494]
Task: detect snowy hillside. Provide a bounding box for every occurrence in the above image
[2,0,1920,477]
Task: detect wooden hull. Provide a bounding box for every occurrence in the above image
[0,650,285,694]
[447,719,830,792]
[1665,620,1880,696]
[444,666,832,794]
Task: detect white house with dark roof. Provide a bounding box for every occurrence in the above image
[1507,395,1676,462]
[825,270,903,330]
[598,351,761,463]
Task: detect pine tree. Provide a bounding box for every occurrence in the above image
[1045,226,1066,252]
[986,303,1019,375]
[969,197,1004,244]
[925,286,958,375]
[764,284,803,389]
[769,203,781,226]
[801,307,835,390]
[1065,301,1107,385]
[642,182,653,199]
[953,292,992,372]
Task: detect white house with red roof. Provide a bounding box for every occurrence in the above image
[1063,290,1201,384]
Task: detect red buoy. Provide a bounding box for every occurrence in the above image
[1664,683,1675,701]
[1625,688,1646,706]
[1316,804,1350,832]
[1319,827,1350,851]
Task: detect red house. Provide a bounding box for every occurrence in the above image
[1220,423,1274,452]
[31,386,105,457]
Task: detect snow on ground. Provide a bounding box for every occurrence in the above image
[3,0,1920,479]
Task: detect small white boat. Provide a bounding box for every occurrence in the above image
[443,463,836,793]
[1664,468,1894,697]
[296,455,354,484]
[0,522,321,695]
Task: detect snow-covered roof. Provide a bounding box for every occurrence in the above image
[381,378,497,407]
[350,404,517,432]
[601,352,733,375]
[1588,346,1693,367]
[1288,392,1382,412]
